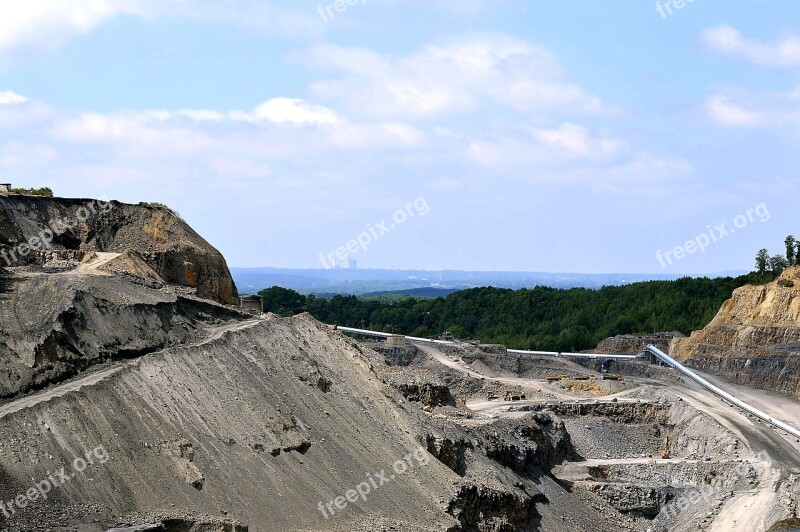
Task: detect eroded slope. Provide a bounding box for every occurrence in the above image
[0,269,244,398]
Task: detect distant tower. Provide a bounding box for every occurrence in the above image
[432,264,444,287]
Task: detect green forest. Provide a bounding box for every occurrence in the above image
[258,274,754,351]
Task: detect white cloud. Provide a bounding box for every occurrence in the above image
[463,123,625,167]
[328,121,425,150]
[0,26,685,215]
[706,95,763,127]
[529,123,622,159]
[170,0,325,38]
[208,157,272,178]
[47,97,426,159]
[301,35,615,120]
[433,126,462,140]
[0,91,29,105]
[702,25,800,68]
[0,142,58,168]
[0,101,55,129]
[51,111,217,155]
[0,1,153,58]
[428,176,463,192]
[430,0,502,14]
[559,153,692,195]
[463,131,690,193]
[0,1,327,64]
[253,98,340,125]
[178,109,226,122]
[467,140,503,165]
[704,88,800,130]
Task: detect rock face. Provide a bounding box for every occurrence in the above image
[543,401,669,425]
[585,483,670,519]
[380,367,457,408]
[425,414,575,531]
[671,267,800,396]
[0,196,238,304]
[673,267,800,358]
[597,332,685,355]
[371,343,423,366]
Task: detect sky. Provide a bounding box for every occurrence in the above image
[0,0,798,274]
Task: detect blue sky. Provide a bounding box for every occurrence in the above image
[0,0,798,274]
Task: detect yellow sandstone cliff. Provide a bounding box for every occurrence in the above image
[671,267,800,396]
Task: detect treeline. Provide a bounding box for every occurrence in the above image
[755,235,800,281]
[258,275,752,351]
[8,187,53,197]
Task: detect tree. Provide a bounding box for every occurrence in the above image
[10,186,53,197]
[756,249,770,280]
[258,286,307,316]
[411,325,431,337]
[557,326,590,351]
[786,236,797,266]
[769,254,788,277]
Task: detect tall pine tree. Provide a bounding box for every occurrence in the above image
[786,235,796,266]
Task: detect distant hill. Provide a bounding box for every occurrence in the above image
[297,288,458,300]
[231,267,744,296]
[360,287,459,298]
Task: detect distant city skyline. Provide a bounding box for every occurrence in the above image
[0,1,798,274]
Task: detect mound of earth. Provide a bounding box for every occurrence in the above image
[81,250,166,285]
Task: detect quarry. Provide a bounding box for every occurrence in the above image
[2,195,800,531]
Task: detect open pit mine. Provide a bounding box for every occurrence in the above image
[2,193,800,531]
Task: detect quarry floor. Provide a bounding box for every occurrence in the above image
[412,340,800,532]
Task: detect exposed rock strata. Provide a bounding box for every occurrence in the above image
[0,196,237,303]
[672,267,800,396]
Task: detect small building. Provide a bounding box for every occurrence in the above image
[386,335,407,347]
[239,294,263,316]
[0,184,10,194]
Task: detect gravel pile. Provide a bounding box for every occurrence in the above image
[562,418,663,459]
